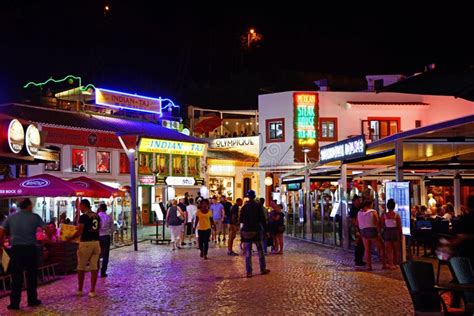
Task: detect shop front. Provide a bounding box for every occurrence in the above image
[137,137,207,224]
[207,136,260,200]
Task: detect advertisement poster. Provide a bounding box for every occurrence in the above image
[385,182,411,236]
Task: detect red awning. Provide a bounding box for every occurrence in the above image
[193,116,222,134]
[68,176,125,198]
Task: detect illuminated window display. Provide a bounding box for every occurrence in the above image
[96,151,111,173]
[187,156,199,176]
[72,149,87,173]
[209,177,234,198]
[172,155,184,175]
[138,153,152,174]
[156,154,168,175]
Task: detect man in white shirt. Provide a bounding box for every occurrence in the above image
[98,203,113,278]
[186,198,198,245]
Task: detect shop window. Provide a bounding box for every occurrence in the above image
[172,155,184,175]
[138,153,152,174]
[119,153,130,174]
[187,156,199,176]
[266,118,285,143]
[362,117,400,142]
[96,151,111,174]
[156,154,169,175]
[319,118,338,141]
[45,152,61,171]
[72,149,87,173]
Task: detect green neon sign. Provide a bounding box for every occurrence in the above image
[23,75,96,91]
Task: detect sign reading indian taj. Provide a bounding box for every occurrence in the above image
[95,88,162,115]
[139,138,206,156]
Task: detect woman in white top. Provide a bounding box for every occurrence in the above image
[357,199,387,271]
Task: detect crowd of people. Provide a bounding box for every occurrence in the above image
[0,198,114,310]
[165,190,285,276]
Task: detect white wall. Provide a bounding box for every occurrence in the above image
[258,90,474,166]
[258,92,296,167]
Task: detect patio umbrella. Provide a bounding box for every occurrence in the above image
[0,174,95,198]
[68,176,124,198]
[379,66,474,101]
[193,116,223,134]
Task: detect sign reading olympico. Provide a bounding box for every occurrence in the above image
[319,135,366,163]
[95,88,162,114]
[165,177,196,186]
[138,138,206,156]
[210,136,259,156]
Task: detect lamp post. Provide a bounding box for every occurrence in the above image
[303,148,311,238]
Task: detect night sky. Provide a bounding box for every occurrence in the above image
[1,1,473,107]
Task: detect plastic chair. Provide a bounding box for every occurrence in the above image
[400,261,448,314]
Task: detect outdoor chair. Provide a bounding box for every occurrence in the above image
[401,260,465,315]
[448,257,474,312]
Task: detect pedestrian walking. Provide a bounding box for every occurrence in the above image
[186,198,198,245]
[228,198,243,256]
[221,196,232,243]
[178,198,188,246]
[0,198,45,310]
[349,195,365,267]
[98,203,113,278]
[269,201,285,255]
[68,199,101,298]
[166,199,185,250]
[357,198,387,271]
[381,199,402,270]
[240,190,270,278]
[194,199,215,259]
[210,197,225,243]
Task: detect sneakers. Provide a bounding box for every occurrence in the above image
[261,269,270,275]
[76,290,84,296]
[88,292,97,298]
[227,251,239,256]
[28,300,42,307]
[100,273,108,278]
[246,272,253,278]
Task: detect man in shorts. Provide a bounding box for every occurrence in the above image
[68,199,101,298]
[210,197,225,243]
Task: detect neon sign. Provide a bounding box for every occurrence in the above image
[95,88,180,116]
[23,74,96,91]
[295,93,317,146]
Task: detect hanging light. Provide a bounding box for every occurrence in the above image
[264,176,273,186]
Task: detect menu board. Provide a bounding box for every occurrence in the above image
[385,182,411,236]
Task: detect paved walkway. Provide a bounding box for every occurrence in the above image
[0,238,425,315]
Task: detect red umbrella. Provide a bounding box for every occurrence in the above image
[193,116,223,134]
[0,174,95,198]
[68,176,124,198]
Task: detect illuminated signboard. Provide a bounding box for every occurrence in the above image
[139,175,155,186]
[165,177,196,186]
[210,136,259,156]
[208,164,236,176]
[138,138,206,156]
[293,93,319,162]
[385,181,411,236]
[4,119,25,154]
[96,88,163,115]
[319,135,366,163]
[25,124,41,156]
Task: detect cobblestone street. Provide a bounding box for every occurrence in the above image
[0,238,419,315]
